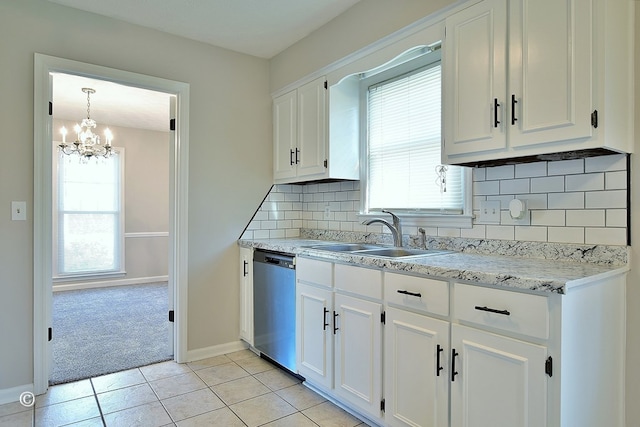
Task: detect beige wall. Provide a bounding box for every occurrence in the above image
[52,121,171,284]
[0,0,271,391]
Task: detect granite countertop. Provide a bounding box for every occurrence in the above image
[238,238,629,295]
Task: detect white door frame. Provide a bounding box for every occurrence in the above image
[33,53,190,395]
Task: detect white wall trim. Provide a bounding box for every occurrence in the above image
[0,383,33,406]
[125,232,169,238]
[53,275,169,292]
[186,341,249,363]
[33,53,190,395]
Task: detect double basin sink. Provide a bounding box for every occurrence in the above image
[307,243,449,259]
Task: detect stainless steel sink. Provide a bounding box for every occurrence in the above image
[356,247,449,258]
[309,243,382,252]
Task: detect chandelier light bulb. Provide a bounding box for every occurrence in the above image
[60,126,67,144]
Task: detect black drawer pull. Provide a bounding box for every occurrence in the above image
[511,94,518,125]
[475,305,510,316]
[333,311,339,334]
[493,98,500,128]
[243,260,248,277]
[451,349,459,382]
[397,289,422,298]
[323,307,329,331]
[436,344,444,377]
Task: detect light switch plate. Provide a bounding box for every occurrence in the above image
[12,201,26,221]
[479,200,500,223]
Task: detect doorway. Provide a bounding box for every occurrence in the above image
[49,72,173,384]
[33,54,190,395]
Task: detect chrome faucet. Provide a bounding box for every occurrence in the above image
[362,209,403,247]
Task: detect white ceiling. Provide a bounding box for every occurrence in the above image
[46,0,361,59]
[49,0,361,133]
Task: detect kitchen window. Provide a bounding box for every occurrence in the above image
[53,150,125,278]
[360,48,472,227]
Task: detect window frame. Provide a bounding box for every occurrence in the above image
[52,147,126,280]
[358,48,473,229]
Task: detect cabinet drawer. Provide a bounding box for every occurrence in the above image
[453,283,549,340]
[385,273,449,317]
[297,257,332,288]
[335,264,382,300]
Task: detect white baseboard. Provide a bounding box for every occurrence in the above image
[0,383,33,406]
[53,275,169,292]
[186,340,249,363]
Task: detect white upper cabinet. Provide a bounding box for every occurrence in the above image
[273,76,359,183]
[443,0,633,166]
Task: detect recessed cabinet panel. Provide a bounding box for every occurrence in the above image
[273,91,297,180]
[450,324,547,427]
[384,307,449,427]
[444,0,507,155]
[297,78,327,177]
[509,0,592,146]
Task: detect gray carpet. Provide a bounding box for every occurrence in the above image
[51,282,173,385]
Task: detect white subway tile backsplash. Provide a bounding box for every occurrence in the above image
[585,228,626,245]
[585,190,627,209]
[585,154,626,173]
[241,155,628,247]
[547,227,584,244]
[531,176,564,193]
[565,173,604,192]
[547,158,584,175]
[486,165,514,180]
[606,209,627,227]
[605,171,627,190]
[515,161,547,178]
[548,192,584,209]
[566,209,605,227]
[500,178,529,195]
[531,210,565,226]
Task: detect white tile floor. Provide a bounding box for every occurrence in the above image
[0,350,369,427]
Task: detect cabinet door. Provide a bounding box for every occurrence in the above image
[443,0,507,157]
[296,283,333,389]
[239,247,253,345]
[334,293,382,419]
[508,0,593,147]
[273,90,297,181]
[384,307,449,427]
[450,324,547,427]
[297,77,327,178]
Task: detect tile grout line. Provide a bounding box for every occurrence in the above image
[88,378,107,427]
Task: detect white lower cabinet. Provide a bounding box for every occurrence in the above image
[239,247,253,345]
[293,256,626,427]
[384,307,449,427]
[450,324,547,427]
[334,292,382,419]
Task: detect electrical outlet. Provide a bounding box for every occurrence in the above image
[479,200,500,223]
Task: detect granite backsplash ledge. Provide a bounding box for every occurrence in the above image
[299,228,628,267]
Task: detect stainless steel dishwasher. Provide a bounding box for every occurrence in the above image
[253,249,297,374]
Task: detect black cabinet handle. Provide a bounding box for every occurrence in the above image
[290,149,295,165]
[333,311,339,334]
[451,349,459,381]
[475,305,511,316]
[295,148,300,164]
[323,307,329,331]
[511,94,518,125]
[243,260,248,277]
[436,344,444,377]
[494,98,500,128]
[397,289,422,298]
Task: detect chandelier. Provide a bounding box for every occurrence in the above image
[58,87,114,159]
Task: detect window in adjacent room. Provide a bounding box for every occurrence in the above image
[53,151,125,277]
[360,48,471,226]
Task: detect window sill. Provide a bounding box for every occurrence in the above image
[358,212,474,229]
[53,271,126,283]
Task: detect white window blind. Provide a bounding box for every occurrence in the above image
[366,62,464,213]
[56,151,123,276]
